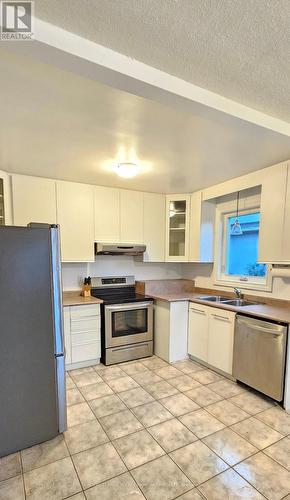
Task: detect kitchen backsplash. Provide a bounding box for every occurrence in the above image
[61,256,184,290]
[62,258,290,300]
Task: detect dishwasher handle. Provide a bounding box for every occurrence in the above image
[236,315,287,336]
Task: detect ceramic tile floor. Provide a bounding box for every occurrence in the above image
[2,356,290,499]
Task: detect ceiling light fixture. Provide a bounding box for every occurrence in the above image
[115,162,140,178]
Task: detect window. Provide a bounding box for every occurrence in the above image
[225,212,266,277]
[215,207,271,290]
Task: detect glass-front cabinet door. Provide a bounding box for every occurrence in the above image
[166,195,191,261]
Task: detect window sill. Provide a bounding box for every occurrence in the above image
[214,277,273,293]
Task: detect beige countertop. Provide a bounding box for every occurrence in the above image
[63,283,290,323]
[148,291,290,324]
[63,291,103,307]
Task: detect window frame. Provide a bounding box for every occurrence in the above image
[214,204,272,292]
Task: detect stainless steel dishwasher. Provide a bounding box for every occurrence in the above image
[233,315,288,401]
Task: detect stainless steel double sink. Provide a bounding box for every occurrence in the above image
[197,296,259,307]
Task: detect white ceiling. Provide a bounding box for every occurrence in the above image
[34,0,290,122]
[1,48,290,193]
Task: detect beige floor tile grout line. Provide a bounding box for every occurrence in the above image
[2,356,290,499]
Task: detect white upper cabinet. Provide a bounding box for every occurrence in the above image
[258,161,289,263]
[189,191,215,262]
[143,192,165,262]
[120,189,144,244]
[12,174,56,227]
[94,185,120,242]
[56,181,94,262]
[165,194,191,261]
[281,164,290,262]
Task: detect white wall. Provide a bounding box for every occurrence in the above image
[181,263,290,300]
[62,256,183,290]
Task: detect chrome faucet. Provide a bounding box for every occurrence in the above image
[234,287,243,299]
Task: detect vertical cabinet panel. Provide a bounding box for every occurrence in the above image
[282,163,290,261]
[154,300,170,361]
[189,191,215,262]
[12,174,56,226]
[120,190,143,243]
[258,162,288,263]
[143,192,165,262]
[208,310,235,374]
[0,177,4,226]
[188,304,209,362]
[94,186,120,242]
[56,181,94,262]
[189,191,202,262]
[0,170,12,226]
[165,195,190,261]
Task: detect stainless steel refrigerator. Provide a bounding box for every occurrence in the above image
[0,224,66,458]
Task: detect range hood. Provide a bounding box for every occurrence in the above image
[95,243,146,256]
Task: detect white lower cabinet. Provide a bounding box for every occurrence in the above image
[207,309,235,374]
[63,307,72,365]
[63,304,101,369]
[188,303,209,363]
[188,303,235,375]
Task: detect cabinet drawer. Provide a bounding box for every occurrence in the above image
[189,302,208,314]
[71,341,101,363]
[71,330,100,345]
[70,304,100,319]
[71,317,100,333]
[208,309,235,322]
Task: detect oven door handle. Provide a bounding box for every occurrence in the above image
[105,302,153,311]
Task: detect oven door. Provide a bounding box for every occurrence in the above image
[105,302,153,348]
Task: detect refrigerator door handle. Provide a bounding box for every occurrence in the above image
[50,226,64,356]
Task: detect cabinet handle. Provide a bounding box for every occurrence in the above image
[113,343,149,352]
[212,314,231,322]
[190,308,206,315]
[71,316,99,322]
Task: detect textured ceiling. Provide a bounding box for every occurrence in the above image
[0,48,290,193]
[33,0,290,122]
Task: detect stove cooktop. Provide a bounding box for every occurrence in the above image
[91,286,152,305]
